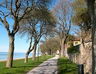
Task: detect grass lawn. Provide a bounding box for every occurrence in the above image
[0,55,52,74]
[58,57,78,74]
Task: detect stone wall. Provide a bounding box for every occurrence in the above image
[68,53,80,64]
[80,42,92,74]
[68,42,92,74]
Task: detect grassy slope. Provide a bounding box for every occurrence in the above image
[58,57,78,74]
[0,55,52,74]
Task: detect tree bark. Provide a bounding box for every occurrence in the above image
[6,34,15,68]
[60,44,64,57]
[25,42,38,62]
[86,0,95,73]
[60,38,65,57]
[25,55,28,63]
[24,47,34,63]
[32,45,37,60]
[24,37,32,63]
[24,52,29,63]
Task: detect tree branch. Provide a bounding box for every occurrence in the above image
[0,17,10,34]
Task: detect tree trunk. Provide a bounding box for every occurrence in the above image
[86,0,95,73]
[64,44,68,58]
[24,37,32,63]
[32,45,37,60]
[59,49,61,56]
[24,52,29,63]
[6,34,15,68]
[49,49,52,55]
[60,44,64,57]
[60,38,65,57]
[24,46,34,63]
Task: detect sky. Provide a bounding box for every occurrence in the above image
[0,0,58,53]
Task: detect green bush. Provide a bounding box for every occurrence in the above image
[58,57,78,74]
[67,45,80,54]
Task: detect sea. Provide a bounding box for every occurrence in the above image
[0,52,32,61]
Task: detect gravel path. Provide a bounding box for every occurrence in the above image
[27,55,59,74]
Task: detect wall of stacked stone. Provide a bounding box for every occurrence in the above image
[80,42,92,74]
[68,53,80,64]
[68,42,92,74]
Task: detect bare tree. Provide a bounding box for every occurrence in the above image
[53,0,72,57]
[0,0,35,68]
[19,7,56,62]
[40,37,60,55]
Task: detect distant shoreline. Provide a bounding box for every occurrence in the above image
[0,52,35,62]
[0,57,32,62]
[0,52,40,62]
